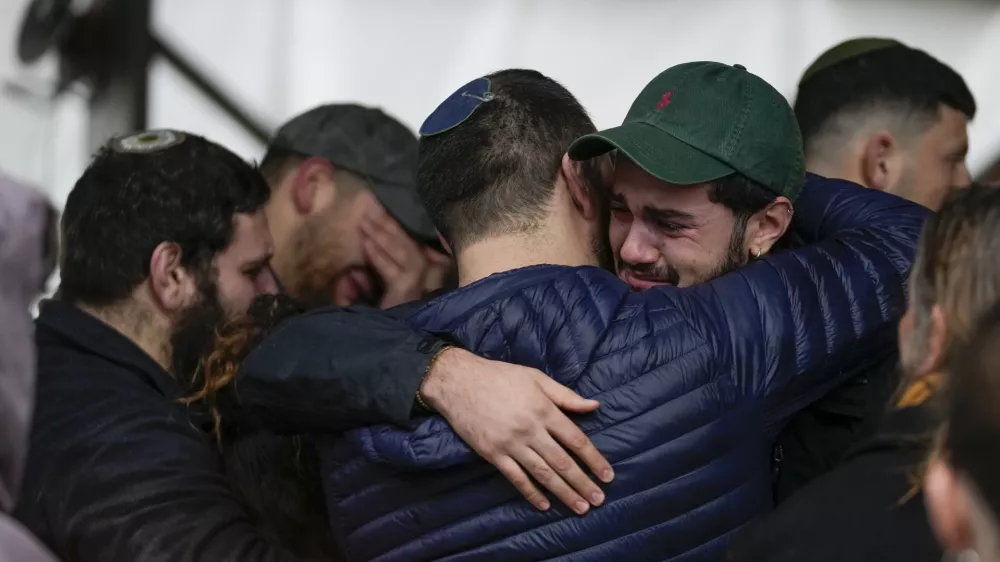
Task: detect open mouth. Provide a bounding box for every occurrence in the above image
[621,269,673,290]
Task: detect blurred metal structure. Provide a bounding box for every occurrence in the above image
[151,35,271,144]
[86,0,152,151]
[16,0,269,152]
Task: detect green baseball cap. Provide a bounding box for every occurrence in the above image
[569,61,804,200]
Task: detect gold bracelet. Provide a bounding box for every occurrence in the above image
[416,345,454,413]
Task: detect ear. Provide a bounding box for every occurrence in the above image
[290,157,335,215]
[860,131,902,192]
[921,304,949,374]
[561,153,597,220]
[749,196,793,257]
[926,456,973,553]
[148,241,197,313]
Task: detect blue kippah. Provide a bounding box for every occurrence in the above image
[419,77,494,137]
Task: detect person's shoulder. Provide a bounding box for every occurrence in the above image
[803,172,861,188]
[35,339,144,388]
[521,266,632,317]
[33,336,176,422]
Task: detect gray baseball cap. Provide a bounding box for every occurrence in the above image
[269,104,440,249]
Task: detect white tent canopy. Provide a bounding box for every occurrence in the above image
[3,0,1000,206]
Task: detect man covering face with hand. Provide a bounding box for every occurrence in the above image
[261,104,453,309]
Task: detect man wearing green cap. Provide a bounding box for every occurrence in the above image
[795,38,975,212]
[569,62,801,289]
[282,66,930,561]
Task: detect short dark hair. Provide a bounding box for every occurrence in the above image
[259,148,368,202]
[259,147,304,187]
[795,45,976,160]
[417,69,602,250]
[708,174,777,229]
[59,132,270,307]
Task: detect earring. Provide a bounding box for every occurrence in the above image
[754,248,762,259]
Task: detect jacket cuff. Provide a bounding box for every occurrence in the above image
[403,332,466,420]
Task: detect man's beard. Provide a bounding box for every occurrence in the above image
[169,274,227,390]
[618,224,748,287]
[591,200,617,273]
[287,214,382,309]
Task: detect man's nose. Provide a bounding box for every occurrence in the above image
[618,224,659,266]
[258,266,281,296]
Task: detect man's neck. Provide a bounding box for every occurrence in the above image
[806,149,867,188]
[457,227,597,287]
[75,301,171,371]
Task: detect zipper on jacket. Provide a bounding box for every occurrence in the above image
[771,443,784,482]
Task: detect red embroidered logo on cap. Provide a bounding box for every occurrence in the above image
[656,91,673,110]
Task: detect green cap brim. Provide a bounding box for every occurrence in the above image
[568,122,736,185]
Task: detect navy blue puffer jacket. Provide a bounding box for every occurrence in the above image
[314,175,925,561]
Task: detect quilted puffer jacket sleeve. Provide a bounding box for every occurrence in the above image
[234,307,454,433]
[351,175,926,468]
[683,174,925,424]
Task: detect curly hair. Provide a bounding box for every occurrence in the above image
[184,293,305,444]
[183,293,337,558]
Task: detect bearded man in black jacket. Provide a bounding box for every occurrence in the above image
[15,130,612,562]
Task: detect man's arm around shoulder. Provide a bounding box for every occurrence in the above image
[673,175,927,416]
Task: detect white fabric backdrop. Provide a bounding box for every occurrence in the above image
[3,0,1000,208]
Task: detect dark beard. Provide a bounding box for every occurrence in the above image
[288,212,385,309]
[711,221,750,279]
[292,265,384,311]
[169,275,227,391]
[592,232,617,274]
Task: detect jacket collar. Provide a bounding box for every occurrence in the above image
[35,299,181,401]
[409,264,588,327]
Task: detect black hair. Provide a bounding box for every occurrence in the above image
[795,45,976,157]
[259,147,305,187]
[946,300,1000,522]
[708,174,777,231]
[59,132,270,307]
[708,173,799,253]
[417,69,604,251]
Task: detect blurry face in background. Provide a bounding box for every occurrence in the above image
[170,212,278,380]
[609,159,746,288]
[288,189,386,308]
[895,105,970,211]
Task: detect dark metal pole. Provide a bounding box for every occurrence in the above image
[86,0,151,152]
[151,35,272,145]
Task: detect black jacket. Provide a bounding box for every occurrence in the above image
[15,300,449,562]
[727,402,942,562]
[772,351,901,501]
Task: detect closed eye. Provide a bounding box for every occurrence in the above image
[654,220,686,232]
